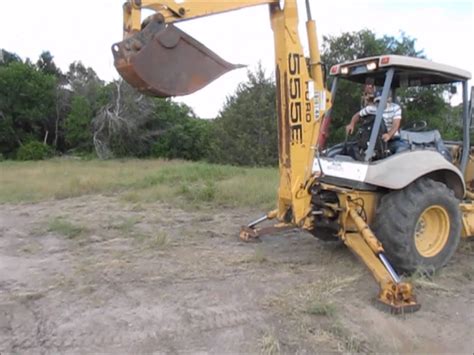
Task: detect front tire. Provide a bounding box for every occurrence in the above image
[372,178,461,274]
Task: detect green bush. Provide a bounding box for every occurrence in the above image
[16,141,53,161]
[151,119,213,161]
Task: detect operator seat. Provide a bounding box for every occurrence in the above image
[399,129,452,161]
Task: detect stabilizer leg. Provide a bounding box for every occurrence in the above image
[239,210,294,241]
[344,206,420,314]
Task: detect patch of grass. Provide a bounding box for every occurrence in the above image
[107,214,170,248]
[109,216,142,234]
[328,321,369,353]
[407,268,451,294]
[130,203,145,212]
[296,275,362,304]
[48,217,86,239]
[0,159,278,210]
[13,291,47,303]
[120,191,142,204]
[411,277,452,294]
[20,242,43,254]
[306,301,337,317]
[253,247,267,263]
[228,247,270,266]
[462,270,472,281]
[260,331,280,355]
[458,240,474,254]
[135,162,240,188]
[149,231,169,248]
[135,231,170,249]
[180,181,216,202]
[78,285,96,295]
[120,185,176,204]
[266,274,361,316]
[264,274,362,351]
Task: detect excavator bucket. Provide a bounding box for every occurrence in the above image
[112,19,243,97]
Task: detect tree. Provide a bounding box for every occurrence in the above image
[210,65,277,166]
[93,80,201,159]
[152,118,212,161]
[399,86,462,140]
[35,51,72,150]
[0,61,56,157]
[67,62,105,111]
[65,96,93,151]
[150,98,212,160]
[36,51,64,80]
[93,81,140,159]
[322,30,388,66]
[322,30,424,72]
[0,49,21,66]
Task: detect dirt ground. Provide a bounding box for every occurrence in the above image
[1,195,473,353]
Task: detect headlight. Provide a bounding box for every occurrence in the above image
[366,62,377,71]
[341,67,349,75]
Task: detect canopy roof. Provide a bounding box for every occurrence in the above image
[329,55,471,87]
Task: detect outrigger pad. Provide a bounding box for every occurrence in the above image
[112,20,243,97]
[375,298,421,315]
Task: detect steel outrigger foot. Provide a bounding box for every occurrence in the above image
[344,203,421,314]
[239,210,294,241]
[344,231,421,314]
[376,281,421,314]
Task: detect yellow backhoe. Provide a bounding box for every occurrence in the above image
[113,0,473,313]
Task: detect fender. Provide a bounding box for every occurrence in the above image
[313,150,465,198]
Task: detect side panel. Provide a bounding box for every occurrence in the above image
[450,144,474,192]
[313,159,369,181]
[463,150,474,191]
[431,142,474,193]
[460,203,474,238]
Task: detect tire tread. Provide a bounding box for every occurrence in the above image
[372,177,461,273]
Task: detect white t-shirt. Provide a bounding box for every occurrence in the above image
[359,102,402,132]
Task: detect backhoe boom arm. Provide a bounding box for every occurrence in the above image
[123,0,278,36]
[118,0,331,225]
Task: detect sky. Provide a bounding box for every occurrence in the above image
[0,0,472,117]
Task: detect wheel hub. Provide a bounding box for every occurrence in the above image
[414,205,450,258]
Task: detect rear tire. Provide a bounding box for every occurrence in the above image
[372,178,461,274]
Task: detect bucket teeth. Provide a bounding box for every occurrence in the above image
[112,20,243,97]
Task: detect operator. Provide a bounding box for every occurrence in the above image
[361,80,375,107]
[345,90,402,143]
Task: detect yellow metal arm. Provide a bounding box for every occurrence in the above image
[123,0,279,35]
[343,199,420,313]
[119,0,331,226]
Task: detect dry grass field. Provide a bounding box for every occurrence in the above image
[1,159,473,353]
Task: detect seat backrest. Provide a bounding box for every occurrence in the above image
[400,129,441,144]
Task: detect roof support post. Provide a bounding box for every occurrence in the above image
[365,68,394,162]
[460,81,470,174]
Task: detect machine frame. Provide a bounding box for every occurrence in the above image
[114,0,473,313]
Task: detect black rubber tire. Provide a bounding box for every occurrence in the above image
[372,178,461,274]
[308,227,339,242]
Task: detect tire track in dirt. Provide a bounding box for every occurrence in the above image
[2,301,261,352]
[2,196,473,353]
